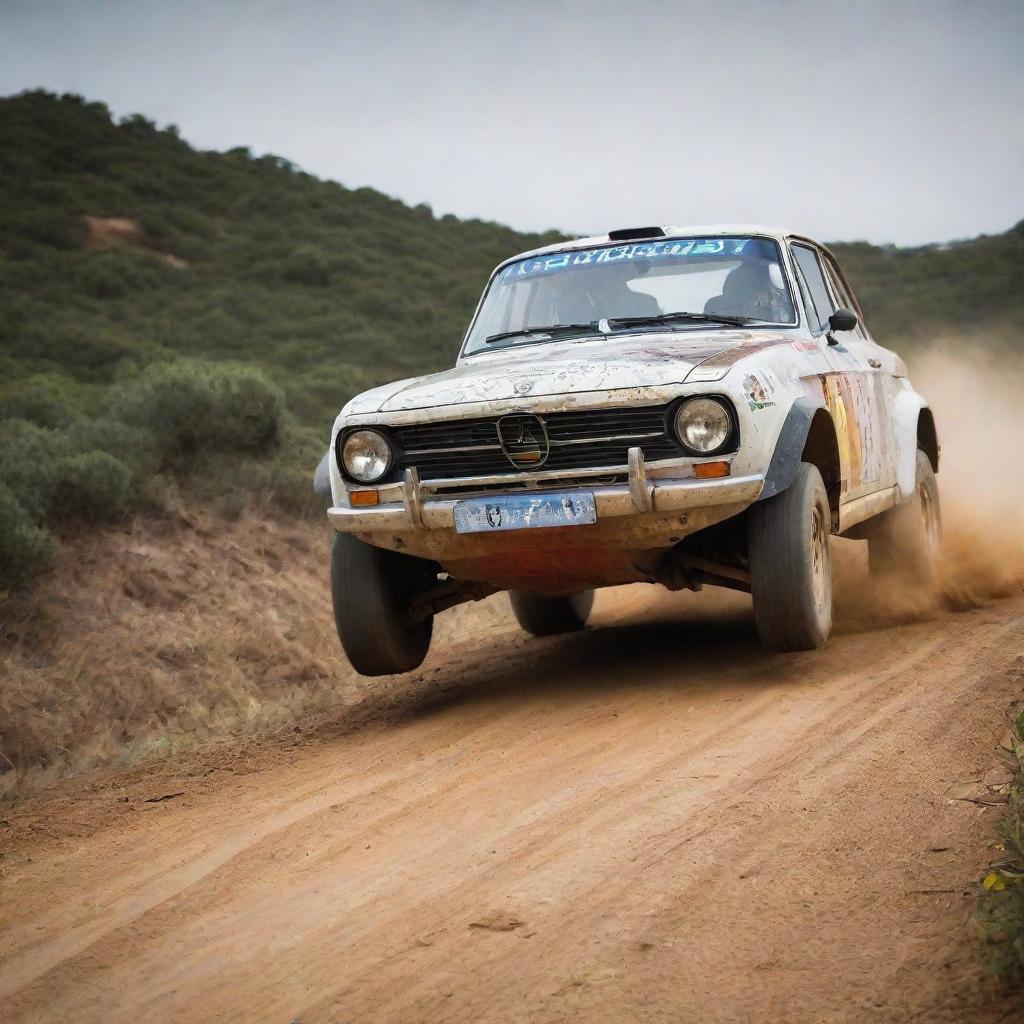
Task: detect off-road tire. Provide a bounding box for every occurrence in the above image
[330,533,433,676]
[868,449,941,584]
[509,590,594,636]
[749,461,833,651]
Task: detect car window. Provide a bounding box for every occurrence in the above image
[822,261,850,308]
[822,258,867,338]
[791,244,836,333]
[790,260,818,331]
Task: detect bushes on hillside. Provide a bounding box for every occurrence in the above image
[0,377,72,428]
[0,360,286,589]
[0,419,136,587]
[279,246,331,287]
[49,451,133,521]
[0,91,565,434]
[115,361,283,456]
[0,420,64,521]
[0,481,56,587]
[75,250,161,299]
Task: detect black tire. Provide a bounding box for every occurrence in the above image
[330,533,433,676]
[749,461,833,651]
[509,590,594,636]
[868,449,941,584]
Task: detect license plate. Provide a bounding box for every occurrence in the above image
[453,491,597,534]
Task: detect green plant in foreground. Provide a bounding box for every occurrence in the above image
[974,708,1024,983]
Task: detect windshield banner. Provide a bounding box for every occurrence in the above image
[502,237,767,280]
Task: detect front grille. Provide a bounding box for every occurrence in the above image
[391,405,683,482]
[429,473,628,497]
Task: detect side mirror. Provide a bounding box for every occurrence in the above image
[828,308,858,332]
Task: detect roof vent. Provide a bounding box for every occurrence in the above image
[607,226,666,241]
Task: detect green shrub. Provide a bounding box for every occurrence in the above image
[75,250,160,299]
[0,419,65,521]
[0,378,71,428]
[71,416,159,480]
[0,482,56,588]
[114,361,283,457]
[49,451,133,521]
[280,246,331,286]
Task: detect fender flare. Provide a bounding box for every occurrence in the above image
[759,396,828,501]
[313,450,332,496]
[892,388,932,498]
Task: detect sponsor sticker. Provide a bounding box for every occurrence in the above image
[743,372,776,411]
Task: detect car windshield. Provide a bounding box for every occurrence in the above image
[463,235,797,354]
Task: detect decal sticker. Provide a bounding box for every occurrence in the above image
[743,373,776,411]
[818,374,865,491]
[499,237,784,281]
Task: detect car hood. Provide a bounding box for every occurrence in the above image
[348,330,789,414]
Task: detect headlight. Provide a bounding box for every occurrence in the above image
[341,429,393,483]
[674,397,733,455]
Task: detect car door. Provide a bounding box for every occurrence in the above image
[789,242,888,501]
[818,252,900,492]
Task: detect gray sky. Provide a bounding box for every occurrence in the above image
[2,0,1022,245]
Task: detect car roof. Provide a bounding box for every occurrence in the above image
[505,224,806,267]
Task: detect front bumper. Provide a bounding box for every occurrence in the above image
[328,450,764,590]
[328,461,764,533]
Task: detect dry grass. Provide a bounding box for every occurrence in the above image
[1,508,341,794]
[0,502,516,798]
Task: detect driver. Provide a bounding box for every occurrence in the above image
[704,261,793,322]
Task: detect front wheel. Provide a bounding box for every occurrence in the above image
[748,461,833,651]
[509,590,593,636]
[330,533,433,676]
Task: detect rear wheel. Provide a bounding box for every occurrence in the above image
[330,533,433,676]
[509,590,594,636]
[749,461,833,651]
[868,449,941,584]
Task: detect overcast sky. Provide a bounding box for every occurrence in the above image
[2,0,1022,245]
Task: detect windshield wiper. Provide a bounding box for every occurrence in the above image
[608,311,757,329]
[485,322,599,344]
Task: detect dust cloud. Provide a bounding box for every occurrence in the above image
[917,344,1024,596]
[826,342,1024,632]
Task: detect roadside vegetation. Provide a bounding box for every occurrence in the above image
[0,361,318,589]
[974,706,1024,983]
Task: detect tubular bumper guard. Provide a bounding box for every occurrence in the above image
[328,447,764,533]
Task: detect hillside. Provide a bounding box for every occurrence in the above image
[832,231,1024,343]
[3,91,1023,427]
[0,89,1022,591]
[0,90,564,431]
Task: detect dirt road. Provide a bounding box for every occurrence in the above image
[2,584,1023,1023]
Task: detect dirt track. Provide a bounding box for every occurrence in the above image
[2,583,1023,1024]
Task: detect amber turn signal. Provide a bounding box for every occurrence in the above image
[694,461,730,479]
[350,489,380,507]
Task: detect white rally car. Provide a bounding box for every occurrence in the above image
[317,225,940,675]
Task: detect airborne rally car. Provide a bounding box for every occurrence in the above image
[316,225,940,675]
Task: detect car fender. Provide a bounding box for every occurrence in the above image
[759,395,829,501]
[313,450,332,496]
[892,386,931,498]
